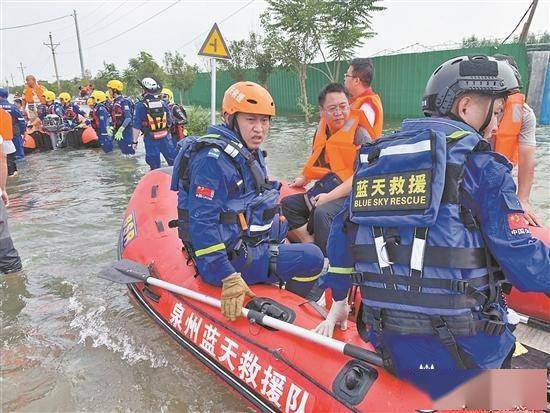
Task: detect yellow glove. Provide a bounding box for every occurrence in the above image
[221,273,256,321]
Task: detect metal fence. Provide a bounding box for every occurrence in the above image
[181,43,529,119]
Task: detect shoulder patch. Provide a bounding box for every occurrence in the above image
[207,147,220,159]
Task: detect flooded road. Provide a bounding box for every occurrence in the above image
[1,118,549,412]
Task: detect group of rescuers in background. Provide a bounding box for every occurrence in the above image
[169,54,550,399]
[1,54,549,398]
[1,75,188,175]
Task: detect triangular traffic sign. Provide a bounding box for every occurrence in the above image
[198,23,231,60]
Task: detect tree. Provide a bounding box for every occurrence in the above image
[250,32,276,87]
[219,39,251,82]
[164,51,199,104]
[319,0,384,81]
[93,62,121,91]
[123,51,166,96]
[462,35,500,48]
[262,0,320,122]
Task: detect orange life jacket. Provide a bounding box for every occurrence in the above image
[493,93,525,167]
[0,108,13,141]
[302,109,375,181]
[23,84,45,105]
[349,88,384,138]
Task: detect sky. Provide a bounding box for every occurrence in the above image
[1,0,549,86]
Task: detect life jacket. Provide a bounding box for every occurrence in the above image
[0,102,18,138]
[171,125,283,258]
[91,106,100,132]
[111,96,133,129]
[141,96,168,139]
[347,117,508,370]
[23,84,45,105]
[64,104,78,123]
[302,109,375,182]
[169,103,188,140]
[0,108,13,141]
[493,93,525,167]
[349,88,384,138]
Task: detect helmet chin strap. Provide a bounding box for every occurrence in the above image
[226,114,245,145]
[448,96,496,135]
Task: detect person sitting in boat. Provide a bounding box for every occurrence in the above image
[58,92,88,129]
[314,55,550,399]
[490,54,540,227]
[171,81,325,321]
[282,82,376,252]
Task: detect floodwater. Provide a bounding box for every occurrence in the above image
[1,118,549,412]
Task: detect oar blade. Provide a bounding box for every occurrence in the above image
[99,259,150,284]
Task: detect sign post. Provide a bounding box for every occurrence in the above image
[198,23,231,125]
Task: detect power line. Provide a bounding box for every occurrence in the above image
[500,0,535,45]
[80,0,131,36]
[176,0,256,51]
[1,14,72,30]
[84,0,181,51]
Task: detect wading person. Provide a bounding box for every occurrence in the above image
[107,80,135,156]
[315,55,550,399]
[0,108,22,273]
[171,81,324,321]
[132,78,175,169]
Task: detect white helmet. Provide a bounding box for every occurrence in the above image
[138,77,161,93]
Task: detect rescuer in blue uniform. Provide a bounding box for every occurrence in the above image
[171,81,324,321]
[132,77,175,169]
[58,92,87,129]
[314,55,550,399]
[39,91,65,120]
[0,88,26,161]
[90,90,113,153]
[107,79,135,155]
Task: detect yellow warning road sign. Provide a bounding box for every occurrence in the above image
[198,23,231,60]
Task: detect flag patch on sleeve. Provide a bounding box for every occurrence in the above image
[195,185,214,200]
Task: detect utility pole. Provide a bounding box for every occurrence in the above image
[18,62,26,83]
[519,0,539,43]
[44,32,61,90]
[72,10,86,78]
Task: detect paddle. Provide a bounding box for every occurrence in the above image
[100,258,384,368]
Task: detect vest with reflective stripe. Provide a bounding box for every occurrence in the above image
[349,118,503,329]
[171,126,281,250]
[493,93,524,167]
[350,89,384,138]
[302,109,375,182]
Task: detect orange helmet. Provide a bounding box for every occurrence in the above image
[222,81,275,117]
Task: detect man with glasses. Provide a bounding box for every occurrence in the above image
[282,83,375,249]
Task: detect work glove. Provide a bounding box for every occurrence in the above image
[106,126,114,136]
[114,127,124,141]
[313,299,350,337]
[221,273,256,321]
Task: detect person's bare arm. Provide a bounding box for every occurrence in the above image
[314,176,353,206]
[517,145,539,225]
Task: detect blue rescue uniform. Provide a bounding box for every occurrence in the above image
[132,94,175,169]
[111,95,135,155]
[92,104,113,153]
[321,117,550,399]
[0,97,26,159]
[171,124,324,292]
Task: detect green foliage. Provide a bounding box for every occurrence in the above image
[93,62,122,91]
[521,31,550,44]
[319,0,384,80]
[163,51,199,103]
[462,35,501,48]
[185,105,210,136]
[219,39,251,82]
[123,51,165,96]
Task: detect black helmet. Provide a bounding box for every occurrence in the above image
[422,55,520,117]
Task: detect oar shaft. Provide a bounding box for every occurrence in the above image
[145,276,383,366]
